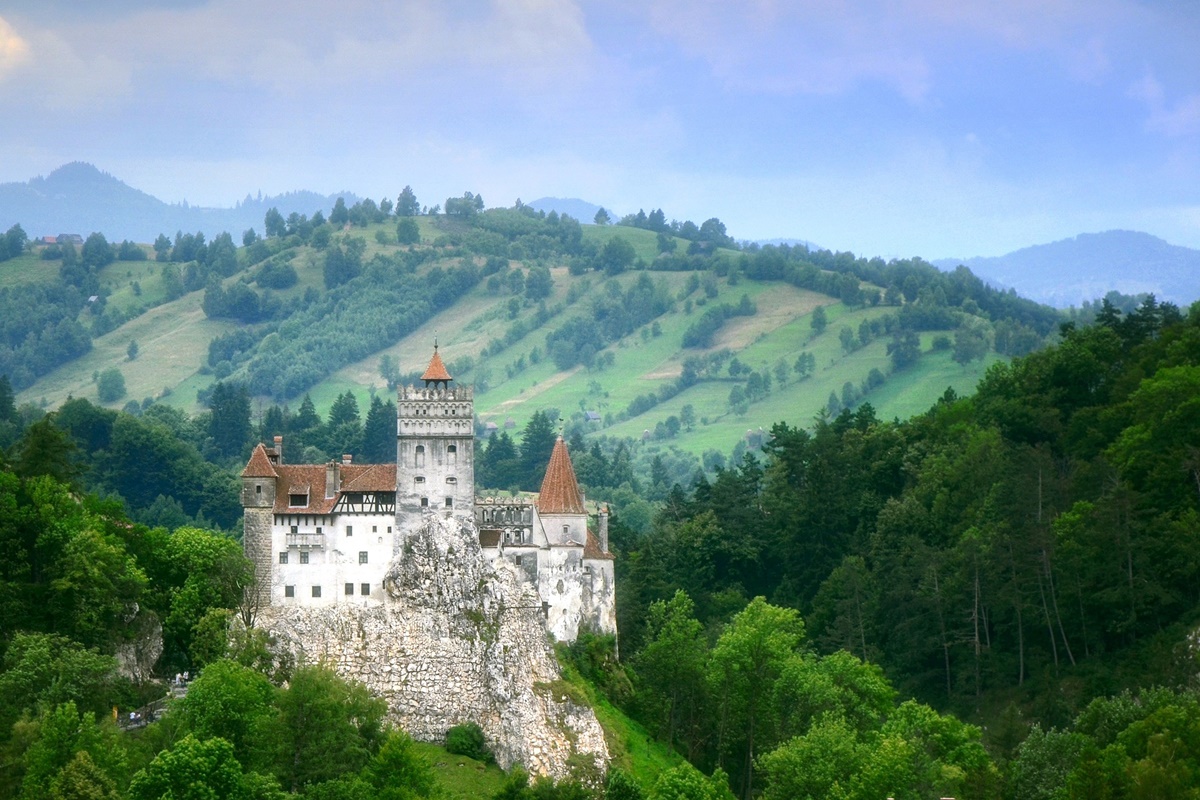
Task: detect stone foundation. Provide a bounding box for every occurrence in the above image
[255,512,609,779]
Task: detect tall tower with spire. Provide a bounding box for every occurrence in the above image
[395,345,475,533]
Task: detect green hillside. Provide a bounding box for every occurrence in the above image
[10,207,1059,464]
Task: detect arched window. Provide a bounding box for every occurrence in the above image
[415,445,425,468]
[447,444,457,465]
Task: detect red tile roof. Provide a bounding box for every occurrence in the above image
[421,347,452,383]
[584,529,614,560]
[340,463,397,492]
[241,444,278,478]
[536,437,586,514]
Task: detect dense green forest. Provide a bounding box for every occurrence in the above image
[1,194,1199,798]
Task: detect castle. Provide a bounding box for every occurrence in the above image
[240,346,616,644]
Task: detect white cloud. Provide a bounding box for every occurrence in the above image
[0,16,31,80]
[1129,69,1200,137]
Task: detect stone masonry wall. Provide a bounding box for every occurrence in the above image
[255,512,609,780]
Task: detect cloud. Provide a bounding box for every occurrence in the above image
[1129,69,1200,137]
[0,16,31,79]
[633,0,1139,102]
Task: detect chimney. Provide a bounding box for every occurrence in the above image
[342,454,352,465]
[325,461,339,499]
[271,435,283,465]
[599,505,609,553]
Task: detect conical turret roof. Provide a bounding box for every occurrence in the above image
[537,436,586,514]
[421,345,452,384]
[241,443,278,478]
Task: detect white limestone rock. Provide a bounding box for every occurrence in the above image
[256,511,609,780]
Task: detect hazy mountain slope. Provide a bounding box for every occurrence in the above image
[0,162,360,242]
[935,230,1200,307]
[527,197,605,222]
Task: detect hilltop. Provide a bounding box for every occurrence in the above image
[935,229,1200,307]
[0,162,359,243]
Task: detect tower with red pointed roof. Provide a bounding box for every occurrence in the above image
[396,344,475,532]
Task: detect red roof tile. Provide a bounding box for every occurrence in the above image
[536,437,586,514]
[421,347,452,383]
[241,444,278,478]
[584,529,614,560]
[340,463,397,492]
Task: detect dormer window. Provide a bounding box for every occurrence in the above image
[289,492,308,507]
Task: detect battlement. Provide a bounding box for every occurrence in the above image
[399,385,473,402]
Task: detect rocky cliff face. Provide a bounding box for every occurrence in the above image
[255,512,609,779]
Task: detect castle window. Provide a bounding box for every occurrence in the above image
[415,476,425,484]
[445,497,453,508]
[421,497,428,507]
[256,484,262,495]
[345,583,354,596]
[284,585,295,598]
[446,477,456,485]
[279,552,288,564]
[415,445,425,468]
[312,586,322,598]
[359,551,368,564]
[563,525,570,535]
[372,526,377,533]
[447,445,457,464]
[290,525,298,534]
[361,583,370,595]
[300,551,309,564]
[515,555,523,566]
[316,526,323,534]
[346,525,352,536]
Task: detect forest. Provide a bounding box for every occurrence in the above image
[1,193,1199,798]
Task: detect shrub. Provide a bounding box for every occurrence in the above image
[444,722,491,762]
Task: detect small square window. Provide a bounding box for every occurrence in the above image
[360,583,370,595]
[346,525,353,537]
[515,555,523,566]
[421,497,428,507]
[300,551,309,564]
[387,526,392,534]
[345,583,354,595]
[311,586,322,598]
[255,484,262,495]
[359,551,368,564]
[279,552,288,564]
[372,525,377,533]
[445,497,453,508]
[290,525,298,534]
[316,526,323,534]
[284,585,295,598]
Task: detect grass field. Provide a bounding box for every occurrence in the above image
[9,220,1017,455]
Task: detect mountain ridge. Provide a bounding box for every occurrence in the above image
[0,162,361,243]
[934,230,1200,307]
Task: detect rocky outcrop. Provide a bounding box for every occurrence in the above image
[115,609,163,683]
[255,512,609,779]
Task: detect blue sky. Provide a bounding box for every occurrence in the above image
[1,0,1197,259]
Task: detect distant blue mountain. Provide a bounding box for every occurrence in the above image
[934,230,1200,307]
[527,197,606,223]
[0,162,361,243]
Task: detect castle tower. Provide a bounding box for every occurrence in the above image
[396,346,475,533]
[537,436,588,546]
[241,440,280,608]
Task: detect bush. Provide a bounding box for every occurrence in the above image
[444,722,491,762]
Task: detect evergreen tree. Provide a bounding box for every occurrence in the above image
[361,395,396,463]
[518,411,558,490]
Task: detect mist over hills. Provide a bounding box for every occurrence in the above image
[0,162,360,243]
[935,230,1200,307]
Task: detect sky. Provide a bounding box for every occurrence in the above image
[1,0,1198,259]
